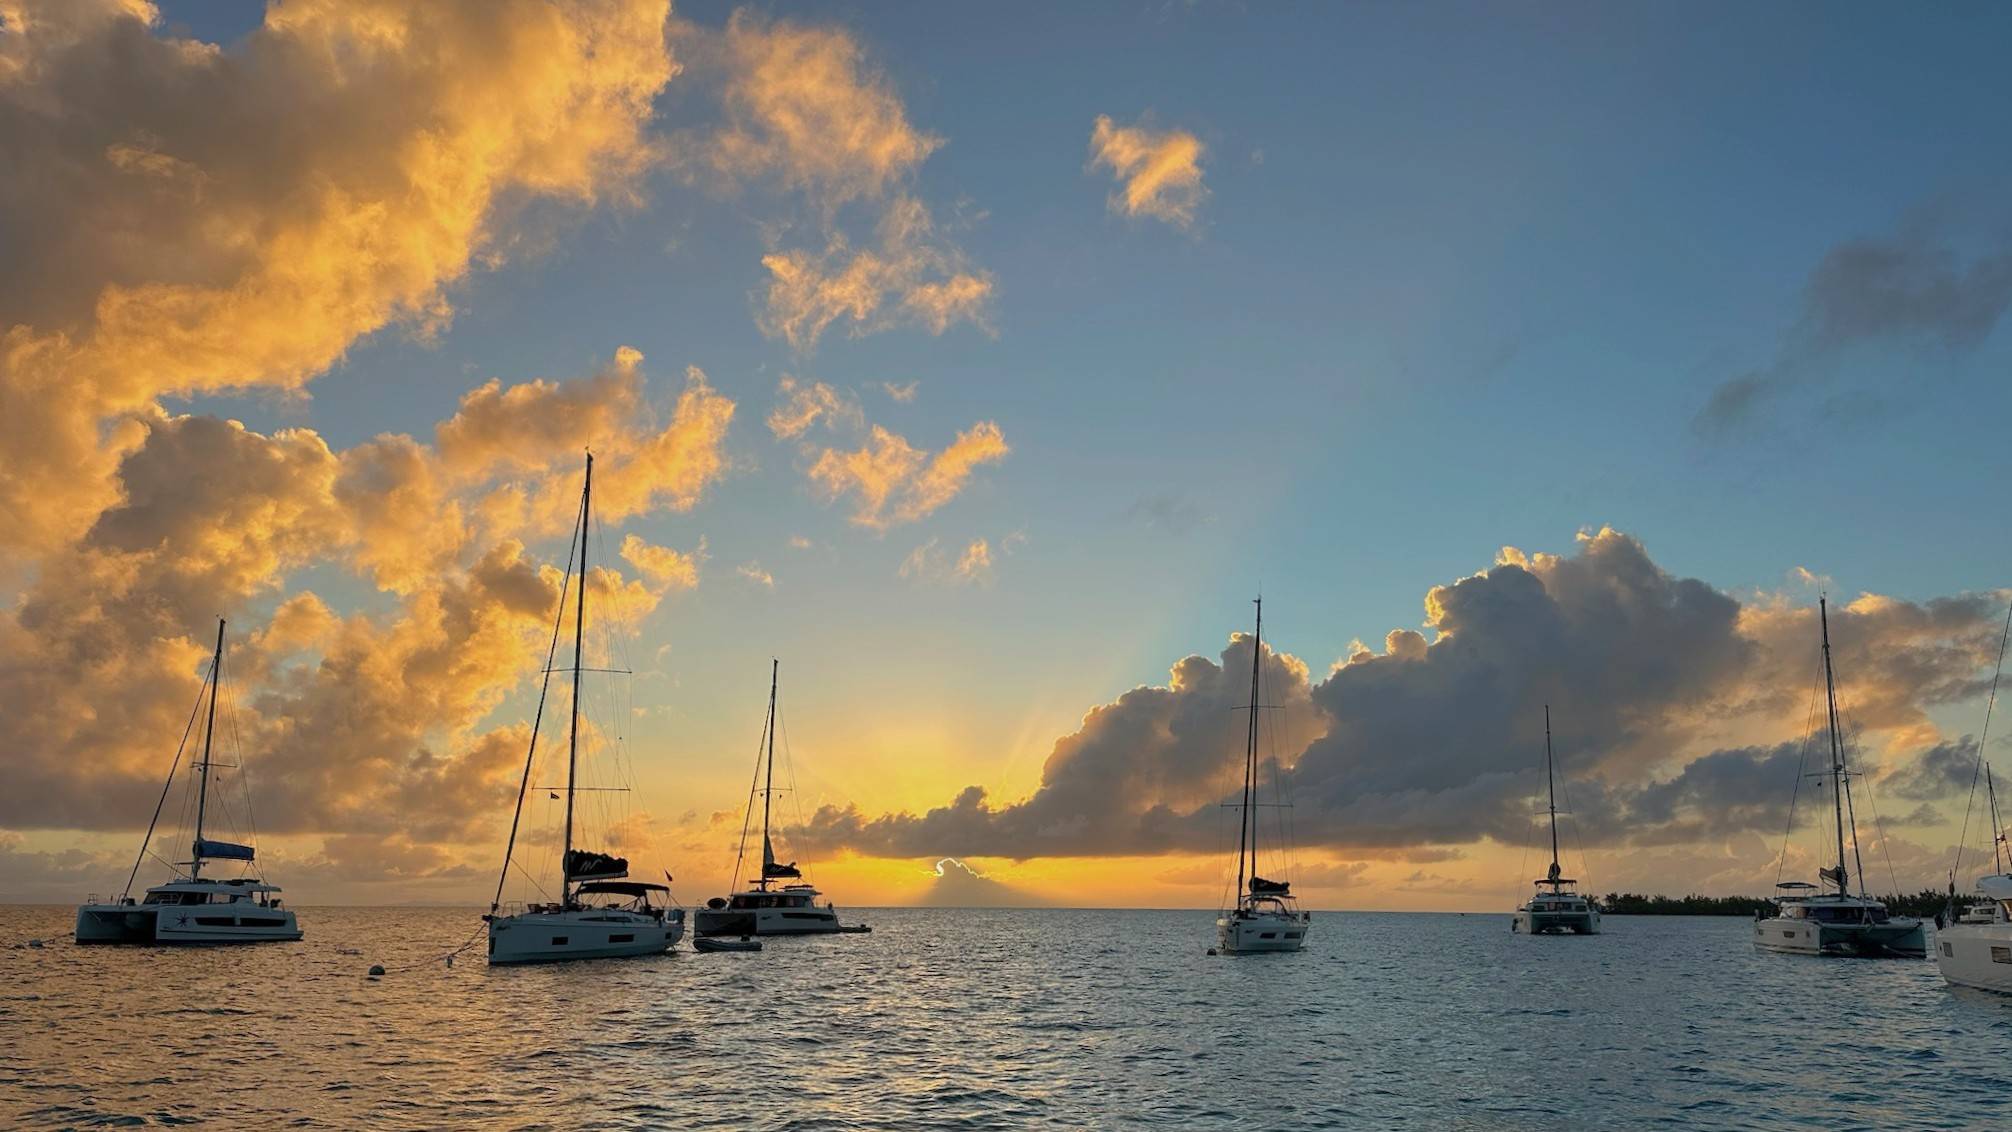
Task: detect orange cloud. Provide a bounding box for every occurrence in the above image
[0,0,677,553]
[807,421,1008,529]
[1089,114,1209,229]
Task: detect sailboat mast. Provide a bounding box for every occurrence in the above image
[562,453,591,902]
[1235,598,1262,899]
[1545,705,1560,879]
[761,658,778,890]
[1819,597,1850,895]
[1991,765,2006,876]
[191,618,226,881]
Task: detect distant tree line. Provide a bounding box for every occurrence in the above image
[1598,889,1951,917]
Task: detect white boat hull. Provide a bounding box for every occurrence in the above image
[1752,916,1925,958]
[1936,923,2012,992]
[486,907,684,965]
[1513,907,1601,935]
[694,904,842,937]
[1215,910,1310,953]
[74,902,301,945]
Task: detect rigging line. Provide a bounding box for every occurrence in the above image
[122,665,211,901]
[728,689,768,894]
[1857,733,1903,899]
[1774,649,1826,887]
[490,484,580,914]
[226,668,259,867]
[1838,723,1869,896]
[1952,599,2012,894]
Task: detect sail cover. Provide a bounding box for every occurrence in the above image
[1249,875,1291,895]
[1819,865,1847,889]
[194,838,255,862]
[761,834,801,879]
[564,849,629,881]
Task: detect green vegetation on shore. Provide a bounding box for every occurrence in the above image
[1598,890,1952,918]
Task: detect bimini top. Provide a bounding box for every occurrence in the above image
[576,881,667,897]
[1977,874,2012,901]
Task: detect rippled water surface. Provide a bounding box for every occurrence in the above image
[4,906,2011,1129]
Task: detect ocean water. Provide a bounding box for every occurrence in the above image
[3,906,2009,1130]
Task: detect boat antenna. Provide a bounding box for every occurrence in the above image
[191,618,225,882]
[760,658,779,892]
[561,452,591,909]
[1545,705,1561,888]
[1819,596,1850,897]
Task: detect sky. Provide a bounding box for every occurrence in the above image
[2,0,2010,911]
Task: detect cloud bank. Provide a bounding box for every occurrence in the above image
[799,529,2006,880]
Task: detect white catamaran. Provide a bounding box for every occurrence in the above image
[75,619,302,946]
[695,661,863,937]
[484,454,684,965]
[1512,706,1600,935]
[1935,600,2012,992]
[1214,597,1311,954]
[1753,596,1925,959]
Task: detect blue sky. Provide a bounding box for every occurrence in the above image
[11,0,2005,904]
[170,1,2009,689]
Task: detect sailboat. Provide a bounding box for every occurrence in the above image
[1935,600,2012,991]
[484,453,685,965]
[1512,706,1600,935]
[75,619,302,945]
[1214,597,1311,954]
[695,660,863,937]
[1752,596,1926,958]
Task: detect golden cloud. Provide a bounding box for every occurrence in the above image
[0,0,677,553]
[807,421,1008,530]
[1089,114,1208,229]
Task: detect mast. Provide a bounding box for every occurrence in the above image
[562,453,591,905]
[191,618,225,881]
[1545,705,1560,885]
[760,658,779,891]
[1819,597,1850,896]
[1235,598,1262,901]
[1991,765,2007,877]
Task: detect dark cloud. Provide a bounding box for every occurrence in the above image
[1695,221,2012,435]
[1882,738,1982,802]
[800,530,2005,863]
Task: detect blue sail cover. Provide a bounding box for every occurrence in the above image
[565,849,628,880]
[195,839,256,862]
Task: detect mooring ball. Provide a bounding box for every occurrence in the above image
[367,964,386,977]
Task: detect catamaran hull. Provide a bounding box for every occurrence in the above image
[1215,912,1310,953]
[486,908,684,965]
[74,903,301,945]
[1936,924,2012,992]
[1753,917,1925,958]
[1513,909,1601,935]
[693,906,842,937]
[74,904,157,944]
